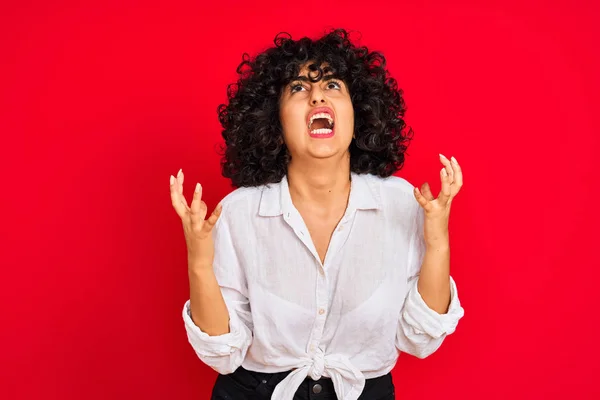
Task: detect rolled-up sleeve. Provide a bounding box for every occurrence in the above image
[182,209,253,374]
[395,205,465,358]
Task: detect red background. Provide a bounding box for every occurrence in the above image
[1,0,599,399]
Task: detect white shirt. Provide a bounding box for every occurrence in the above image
[182,172,464,400]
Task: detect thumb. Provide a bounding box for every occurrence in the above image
[202,203,223,234]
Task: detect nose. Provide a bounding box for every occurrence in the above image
[310,87,326,105]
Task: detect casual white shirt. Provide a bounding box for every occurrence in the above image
[182,172,464,400]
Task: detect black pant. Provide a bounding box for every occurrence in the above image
[211,366,395,399]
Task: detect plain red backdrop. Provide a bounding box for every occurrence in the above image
[1,0,599,399]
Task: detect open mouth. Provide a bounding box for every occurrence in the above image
[308,112,335,135]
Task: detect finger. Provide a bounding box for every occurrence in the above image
[437,167,452,205]
[190,191,208,237]
[439,154,454,185]
[177,168,184,195]
[450,156,463,189]
[202,203,223,233]
[190,183,208,221]
[421,182,435,201]
[414,187,433,212]
[176,169,190,210]
[170,175,188,218]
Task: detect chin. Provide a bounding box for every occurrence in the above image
[288,137,352,160]
[308,145,351,160]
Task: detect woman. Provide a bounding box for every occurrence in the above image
[169,29,465,400]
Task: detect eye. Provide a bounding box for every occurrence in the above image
[326,80,342,90]
[290,83,306,93]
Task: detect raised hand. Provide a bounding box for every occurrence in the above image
[169,169,222,269]
[413,154,464,247]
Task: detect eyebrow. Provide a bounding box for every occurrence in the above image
[290,74,342,83]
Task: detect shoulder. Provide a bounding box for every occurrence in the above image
[367,174,417,203]
[218,185,264,210]
[210,186,262,235]
[363,173,421,220]
[378,174,416,194]
[216,181,278,223]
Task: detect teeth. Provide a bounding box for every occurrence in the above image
[310,128,333,134]
[309,113,334,124]
[308,112,334,128]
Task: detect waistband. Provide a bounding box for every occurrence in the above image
[229,366,393,398]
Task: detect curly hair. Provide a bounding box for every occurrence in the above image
[217,28,414,188]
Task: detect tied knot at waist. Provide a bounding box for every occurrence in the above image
[271,351,366,400]
[308,348,325,380]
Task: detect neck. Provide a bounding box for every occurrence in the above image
[286,154,351,211]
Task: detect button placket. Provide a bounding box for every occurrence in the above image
[307,213,354,356]
[310,265,328,353]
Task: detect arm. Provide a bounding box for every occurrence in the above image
[395,154,465,358]
[183,210,253,374]
[188,267,230,336]
[395,206,464,358]
[417,234,451,314]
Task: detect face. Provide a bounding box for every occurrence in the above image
[278,63,354,161]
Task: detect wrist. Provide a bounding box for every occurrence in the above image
[425,239,450,252]
[188,268,216,290]
[188,261,214,274]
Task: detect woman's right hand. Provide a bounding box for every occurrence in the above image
[169,169,222,270]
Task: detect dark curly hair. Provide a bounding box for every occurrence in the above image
[217,28,414,188]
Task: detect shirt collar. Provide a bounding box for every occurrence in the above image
[258,172,382,217]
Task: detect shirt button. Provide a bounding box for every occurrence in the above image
[337,225,344,231]
[312,383,323,394]
[319,308,325,315]
[310,344,315,351]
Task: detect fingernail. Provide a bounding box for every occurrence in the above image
[442,168,448,176]
[169,175,175,185]
[439,154,447,159]
[195,183,201,193]
[177,168,182,177]
[451,156,458,164]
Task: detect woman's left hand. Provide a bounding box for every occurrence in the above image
[413,154,464,248]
